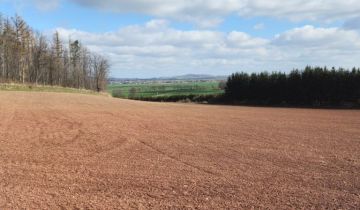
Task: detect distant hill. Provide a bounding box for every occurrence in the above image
[160,74,227,80]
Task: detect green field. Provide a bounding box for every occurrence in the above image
[108,81,224,99]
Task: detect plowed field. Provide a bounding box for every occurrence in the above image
[0,92,359,209]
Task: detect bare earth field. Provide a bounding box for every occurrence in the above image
[0,92,359,209]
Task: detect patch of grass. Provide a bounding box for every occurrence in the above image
[108,81,224,100]
[0,83,107,96]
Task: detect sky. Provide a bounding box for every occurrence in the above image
[1,0,360,78]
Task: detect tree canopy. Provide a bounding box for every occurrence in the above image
[225,66,360,106]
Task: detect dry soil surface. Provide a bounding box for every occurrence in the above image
[0,92,359,209]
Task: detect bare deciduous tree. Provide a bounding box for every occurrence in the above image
[0,13,109,92]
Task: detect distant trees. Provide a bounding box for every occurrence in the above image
[0,13,109,91]
[225,66,360,106]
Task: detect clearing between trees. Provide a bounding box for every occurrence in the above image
[0,92,359,209]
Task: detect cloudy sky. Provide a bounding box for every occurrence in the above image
[1,0,360,78]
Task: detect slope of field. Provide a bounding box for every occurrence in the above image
[0,92,359,209]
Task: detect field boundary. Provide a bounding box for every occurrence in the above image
[0,83,109,96]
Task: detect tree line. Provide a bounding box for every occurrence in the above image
[225,66,360,107]
[0,14,109,91]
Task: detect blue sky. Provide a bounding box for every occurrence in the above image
[1,0,360,78]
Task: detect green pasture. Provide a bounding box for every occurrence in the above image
[108,81,224,99]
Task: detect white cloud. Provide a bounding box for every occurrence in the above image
[271,26,360,67]
[273,25,360,49]
[54,20,360,77]
[72,0,360,27]
[227,31,269,47]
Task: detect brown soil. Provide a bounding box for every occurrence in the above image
[0,92,359,209]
